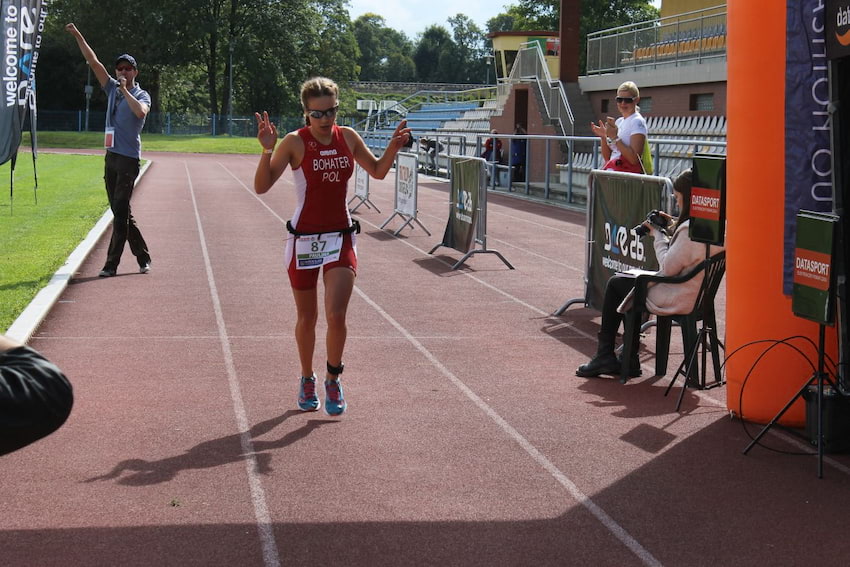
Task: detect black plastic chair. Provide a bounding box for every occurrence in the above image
[619,251,727,399]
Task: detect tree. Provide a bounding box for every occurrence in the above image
[486,13,516,34]
[413,25,454,82]
[353,14,414,81]
[504,1,559,30]
[238,1,316,116]
[385,53,416,82]
[47,0,330,123]
[309,0,360,83]
[446,14,488,83]
[49,0,201,118]
[353,14,385,80]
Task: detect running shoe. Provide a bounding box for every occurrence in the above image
[324,378,346,416]
[298,374,320,412]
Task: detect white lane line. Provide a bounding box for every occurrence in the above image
[6,160,154,343]
[216,160,660,565]
[355,286,663,567]
[184,161,281,567]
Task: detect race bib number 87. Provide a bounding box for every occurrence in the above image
[295,232,343,269]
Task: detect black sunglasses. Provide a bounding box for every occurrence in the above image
[307,105,339,119]
[616,96,635,104]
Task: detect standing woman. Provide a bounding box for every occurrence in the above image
[590,81,648,174]
[254,77,410,416]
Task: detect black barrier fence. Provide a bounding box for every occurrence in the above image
[429,155,513,270]
[555,169,674,314]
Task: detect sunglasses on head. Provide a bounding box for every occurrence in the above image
[116,66,135,72]
[307,105,339,119]
[616,96,635,104]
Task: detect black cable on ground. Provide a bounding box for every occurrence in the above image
[718,335,840,455]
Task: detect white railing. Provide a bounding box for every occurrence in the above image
[586,5,727,75]
[503,41,575,136]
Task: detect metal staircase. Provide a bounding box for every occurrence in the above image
[501,41,575,136]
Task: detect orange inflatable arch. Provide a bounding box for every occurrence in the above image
[726,1,837,425]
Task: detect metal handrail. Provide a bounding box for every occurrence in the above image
[359,127,726,209]
[352,86,498,132]
[586,5,726,40]
[586,4,727,75]
[504,41,574,136]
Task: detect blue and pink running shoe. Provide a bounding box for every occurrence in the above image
[298,375,320,412]
[324,379,346,416]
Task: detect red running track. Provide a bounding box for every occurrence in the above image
[2,151,850,566]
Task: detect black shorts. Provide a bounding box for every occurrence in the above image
[0,346,74,456]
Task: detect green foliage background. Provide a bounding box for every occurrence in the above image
[40,0,658,120]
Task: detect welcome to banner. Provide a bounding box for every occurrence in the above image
[0,0,48,172]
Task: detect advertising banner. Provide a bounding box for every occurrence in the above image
[0,0,47,167]
[586,170,668,311]
[784,0,834,294]
[395,153,417,217]
[438,157,480,254]
[792,210,839,324]
[690,155,726,245]
[825,0,850,59]
[354,164,368,201]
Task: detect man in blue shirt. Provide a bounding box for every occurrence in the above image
[66,24,152,277]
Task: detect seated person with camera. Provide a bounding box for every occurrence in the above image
[576,168,724,378]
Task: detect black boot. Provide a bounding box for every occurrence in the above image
[618,334,643,378]
[576,332,620,377]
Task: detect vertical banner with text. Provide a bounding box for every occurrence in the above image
[784,0,834,294]
[0,0,46,167]
[586,171,668,311]
[354,164,368,201]
[438,157,480,254]
[394,153,417,218]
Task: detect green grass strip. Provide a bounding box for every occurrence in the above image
[25,132,263,154]
[1,152,107,331]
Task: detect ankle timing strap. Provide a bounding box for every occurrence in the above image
[327,361,344,376]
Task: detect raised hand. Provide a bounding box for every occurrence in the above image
[388,119,412,152]
[255,111,278,151]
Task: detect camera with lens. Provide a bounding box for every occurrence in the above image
[633,210,670,237]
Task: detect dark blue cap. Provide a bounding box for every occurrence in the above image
[115,54,137,68]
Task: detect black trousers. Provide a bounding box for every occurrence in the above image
[0,347,73,456]
[600,274,637,340]
[104,151,150,270]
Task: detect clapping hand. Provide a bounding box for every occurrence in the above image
[590,119,607,138]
